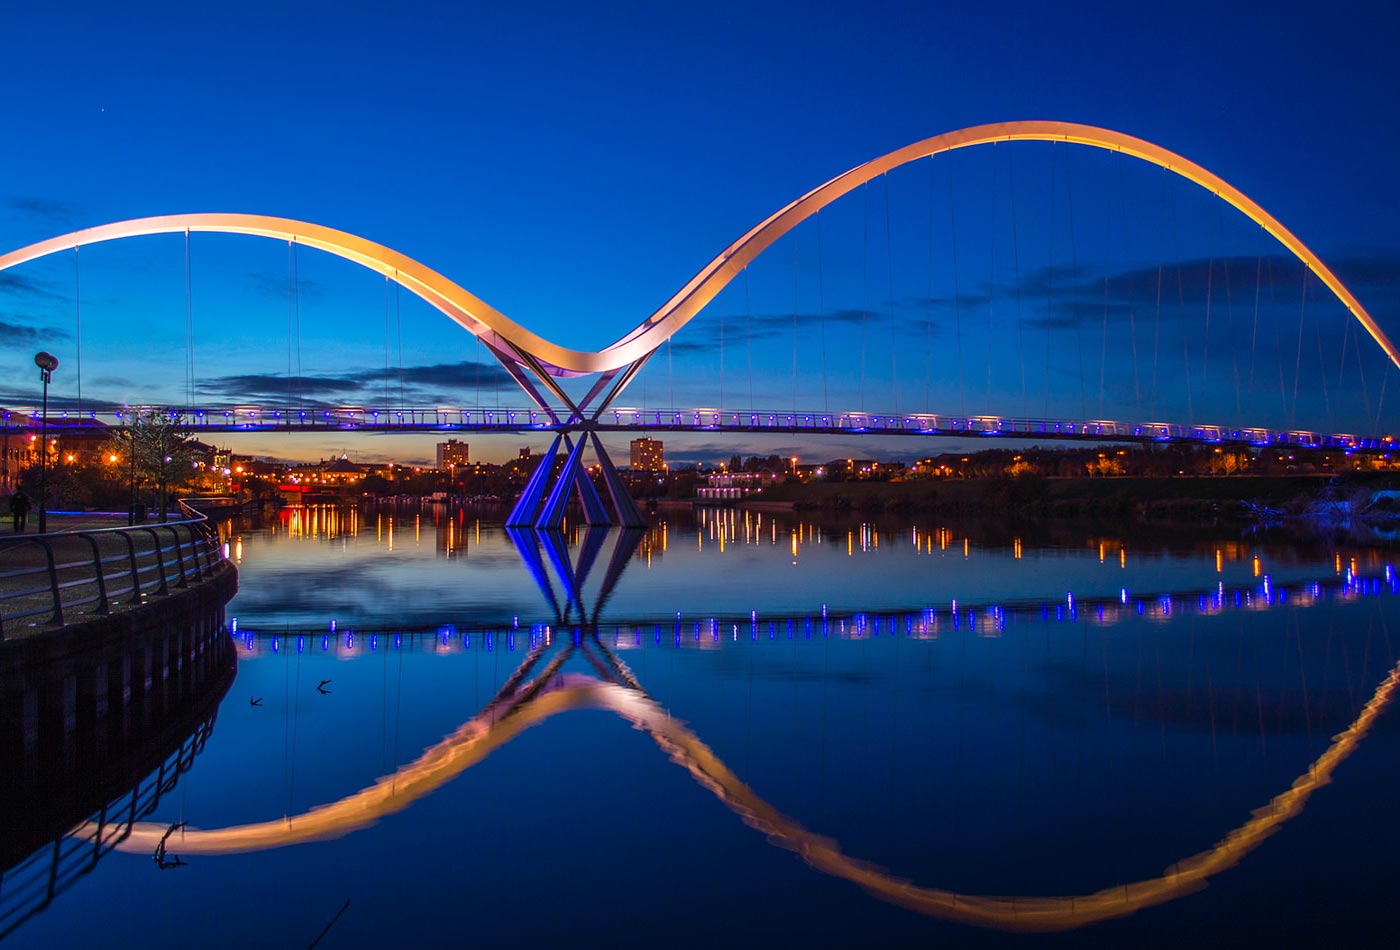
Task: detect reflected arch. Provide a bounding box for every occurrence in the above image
[103,656,1400,933]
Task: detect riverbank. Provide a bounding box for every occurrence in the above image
[750,474,1400,523]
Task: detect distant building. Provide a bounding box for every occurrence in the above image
[519,447,532,459]
[436,439,470,469]
[630,437,664,472]
[0,411,37,495]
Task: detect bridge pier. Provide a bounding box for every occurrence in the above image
[507,429,647,529]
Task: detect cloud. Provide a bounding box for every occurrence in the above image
[0,318,71,345]
[5,195,80,225]
[0,271,62,301]
[0,390,125,413]
[903,292,993,311]
[668,307,913,355]
[1023,312,1088,331]
[195,359,519,407]
[246,271,328,303]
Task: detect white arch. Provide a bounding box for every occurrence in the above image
[606,120,1400,372]
[0,213,602,376]
[0,121,1393,377]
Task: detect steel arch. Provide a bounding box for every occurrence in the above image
[0,121,1394,376]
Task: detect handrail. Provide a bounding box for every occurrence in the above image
[0,508,228,639]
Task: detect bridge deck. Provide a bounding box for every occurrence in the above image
[3,407,1392,453]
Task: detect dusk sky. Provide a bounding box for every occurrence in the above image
[2,1,1397,464]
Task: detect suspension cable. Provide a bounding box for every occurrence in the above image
[792,231,801,414]
[1044,144,1057,416]
[1248,255,1261,394]
[1214,200,1241,422]
[1165,170,1191,425]
[1097,151,1110,420]
[395,277,405,411]
[1116,152,1141,416]
[817,211,829,416]
[1007,144,1026,417]
[184,231,194,411]
[881,174,897,415]
[745,266,754,411]
[73,247,83,413]
[985,143,998,413]
[926,157,934,414]
[947,153,964,418]
[718,284,725,412]
[1314,290,1333,431]
[294,242,303,411]
[1065,146,1087,421]
[1292,265,1307,427]
[1100,274,1109,420]
[1151,260,1163,421]
[287,241,295,411]
[861,182,869,413]
[384,275,391,410]
[1373,364,1389,439]
[1350,307,1373,435]
[1268,256,1288,424]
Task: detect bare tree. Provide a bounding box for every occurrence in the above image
[103,410,198,521]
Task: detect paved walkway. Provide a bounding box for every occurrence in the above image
[2,512,131,536]
[1,516,220,638]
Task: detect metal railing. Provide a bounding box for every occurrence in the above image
[0,503,226,639]
[1,404,1393,451]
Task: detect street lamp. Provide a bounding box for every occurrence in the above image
[33,351,58,534]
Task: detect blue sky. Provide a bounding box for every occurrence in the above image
[2,1,1398,463]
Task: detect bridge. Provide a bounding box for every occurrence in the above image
[2,121,1395,527]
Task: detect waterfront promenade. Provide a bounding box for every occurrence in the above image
[0,508,237,758]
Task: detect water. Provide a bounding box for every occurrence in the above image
[7,505,1400,947]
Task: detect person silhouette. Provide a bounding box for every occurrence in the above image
[9,490,30,533]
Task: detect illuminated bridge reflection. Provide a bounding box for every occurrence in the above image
[109,569,1400,934]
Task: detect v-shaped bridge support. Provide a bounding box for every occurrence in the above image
[496,347,652,529]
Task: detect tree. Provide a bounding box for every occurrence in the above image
[103,410,199,521]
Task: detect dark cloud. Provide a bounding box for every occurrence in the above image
[1328,251,1400,292]
[0,390,125,413]
[903,292,993,311]
[0,271,62,301]
[5,196,80,225]
[669,307,905,355]
[246,271,327,303]
[1052,252,1400,304]
[195,359,518,406]
[0,318,71,345]
[1023,313,1087,331]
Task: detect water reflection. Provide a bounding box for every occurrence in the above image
[0,655,234,940]
[103,564,1398,933]
[217,504,1400,632]
[507,528,644,626]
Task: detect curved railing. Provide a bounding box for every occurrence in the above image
[0,503,227,638]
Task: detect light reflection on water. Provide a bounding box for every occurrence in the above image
[7,506,1400,948]
[220,504,1394,629]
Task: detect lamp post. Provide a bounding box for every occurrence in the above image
[33,352,59,534]
[128,433,139,526]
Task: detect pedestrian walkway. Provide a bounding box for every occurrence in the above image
[2,512,130,536]
[0,514,226,638]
